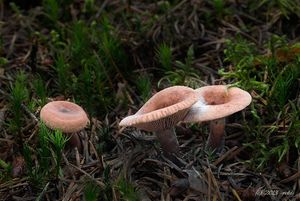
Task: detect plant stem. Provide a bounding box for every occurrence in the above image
[155,128,179,154]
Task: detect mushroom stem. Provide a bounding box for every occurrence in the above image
[68,133,82,152]
[155,128,179,154]
[207,118,225,151]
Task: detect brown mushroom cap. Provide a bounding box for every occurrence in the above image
[183,85,252,122]
[40,101,89,133]
[119,86,199,132]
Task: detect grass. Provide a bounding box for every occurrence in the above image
[221,34,300,169]
[47,129,69,177]
[0,159,12,181]
[32,75,47,106]
[22,123,69,188]
[115,176,139,201]
[155,42,173,71]
[158,45,203,88]
[135,74,152,103]
[8,71,29,145]
[54,52,70,95]
[0,0,300,200]
[83,180,100,201]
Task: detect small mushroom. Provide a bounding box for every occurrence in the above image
[119,86,199,155]
[183,85,252,151]
[40,101,90,151]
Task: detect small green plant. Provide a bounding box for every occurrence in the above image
[288,102,300,150]
[116,176,139,201]
[0,159,12,181]
[213,0,225,17]
[54,52,70,95]
[135,75,152,102]
[66,18,127,116]
[96,17,128,77]
[32,76,47,106]
[0,159,9,169]
[83,0,95,13]
[44,16,128,117]
[23,123,53,187]
[76,60,95,115]
[83,180,100,201]
[205,148,218,163]
[38,123,52,173]
[70,21,92,64]
[248,0,300,19]
[97,166,113,201]
[50,30,67,50]
[42,0,60,22]
[23,143,35,178]
[269,63,300,108]
[158,45,203,88]
[244,142,270,170]
[0,57,8,67]
[8,71,29,142]
[158,1,171,13]
[96,122,116,154]
[270,136,289,163]
[220,37,269,93]
[156,43,172,71]
[222,35,300,170]
[47,129,69,177]
[9,2,21,15]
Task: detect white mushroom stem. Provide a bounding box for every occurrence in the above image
[207,118,225,150]
[155,128,179,154]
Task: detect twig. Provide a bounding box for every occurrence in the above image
[62,182,78,201]
[35,182,50,201]
[21,103,38,122]
[206,158,223,201]
[68,163,105,188]
[231,187,242,201]
[62,153,76,180]
[280,172,300,184]
[213,146,238,166]
[94,0,109,19]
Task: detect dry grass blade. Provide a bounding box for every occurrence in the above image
[205,164,223,201]
[213,146,238,166]
[68,163,105,189]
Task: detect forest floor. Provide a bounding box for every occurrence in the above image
[0,1,300,201]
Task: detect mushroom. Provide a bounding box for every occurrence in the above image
[40,101,90,151]
[183,85,252,151]
[119,86,199,155]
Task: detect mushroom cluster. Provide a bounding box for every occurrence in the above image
[120,85,251,154]
[40,101,90,151]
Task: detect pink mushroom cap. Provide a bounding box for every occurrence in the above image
[119,86,199,132]
[183,85,252,122]
[40,101,89,133]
